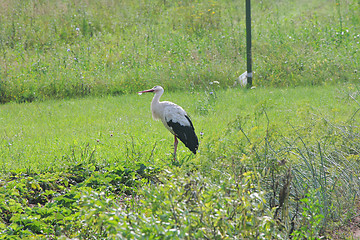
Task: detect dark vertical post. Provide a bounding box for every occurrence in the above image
[246,0,252,88]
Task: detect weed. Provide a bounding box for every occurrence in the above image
[291,189,326,240]
[195,80,219,115]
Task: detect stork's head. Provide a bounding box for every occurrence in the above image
[137,86,164,95]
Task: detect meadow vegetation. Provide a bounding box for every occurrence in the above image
[2,85,360,239]
[0,0,360,239]
[0,0,359,103]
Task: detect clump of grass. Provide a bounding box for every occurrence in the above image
[195,80,219,115]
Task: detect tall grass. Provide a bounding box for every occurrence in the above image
[0,0,359,103]
[197,85,360,238]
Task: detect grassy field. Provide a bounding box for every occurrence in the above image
[0,0,359,103]
[1,0,360,239]
[1,84,356,172]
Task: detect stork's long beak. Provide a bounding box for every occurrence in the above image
[137,89,154,95]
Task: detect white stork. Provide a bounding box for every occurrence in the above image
[137,86,199,160]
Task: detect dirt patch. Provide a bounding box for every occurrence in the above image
[352,216,360,239]
[329,203,360,239]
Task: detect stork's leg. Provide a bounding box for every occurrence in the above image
[173,135,178,161]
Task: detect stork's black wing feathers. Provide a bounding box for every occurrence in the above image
[167,115,199,154]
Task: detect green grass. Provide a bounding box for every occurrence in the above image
[0,84,356,172]
[0,0,359,103]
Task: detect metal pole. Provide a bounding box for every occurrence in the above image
[246,0,252,88]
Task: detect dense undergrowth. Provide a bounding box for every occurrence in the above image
[0,0,359,103]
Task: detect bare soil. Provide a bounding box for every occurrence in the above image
[329,203,360,239]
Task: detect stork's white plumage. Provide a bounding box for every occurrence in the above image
[138,86,199,160]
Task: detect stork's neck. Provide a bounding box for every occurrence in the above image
[152,89,164,105]
[150,89,164,120]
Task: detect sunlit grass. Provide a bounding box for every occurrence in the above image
[1,84,357,172]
